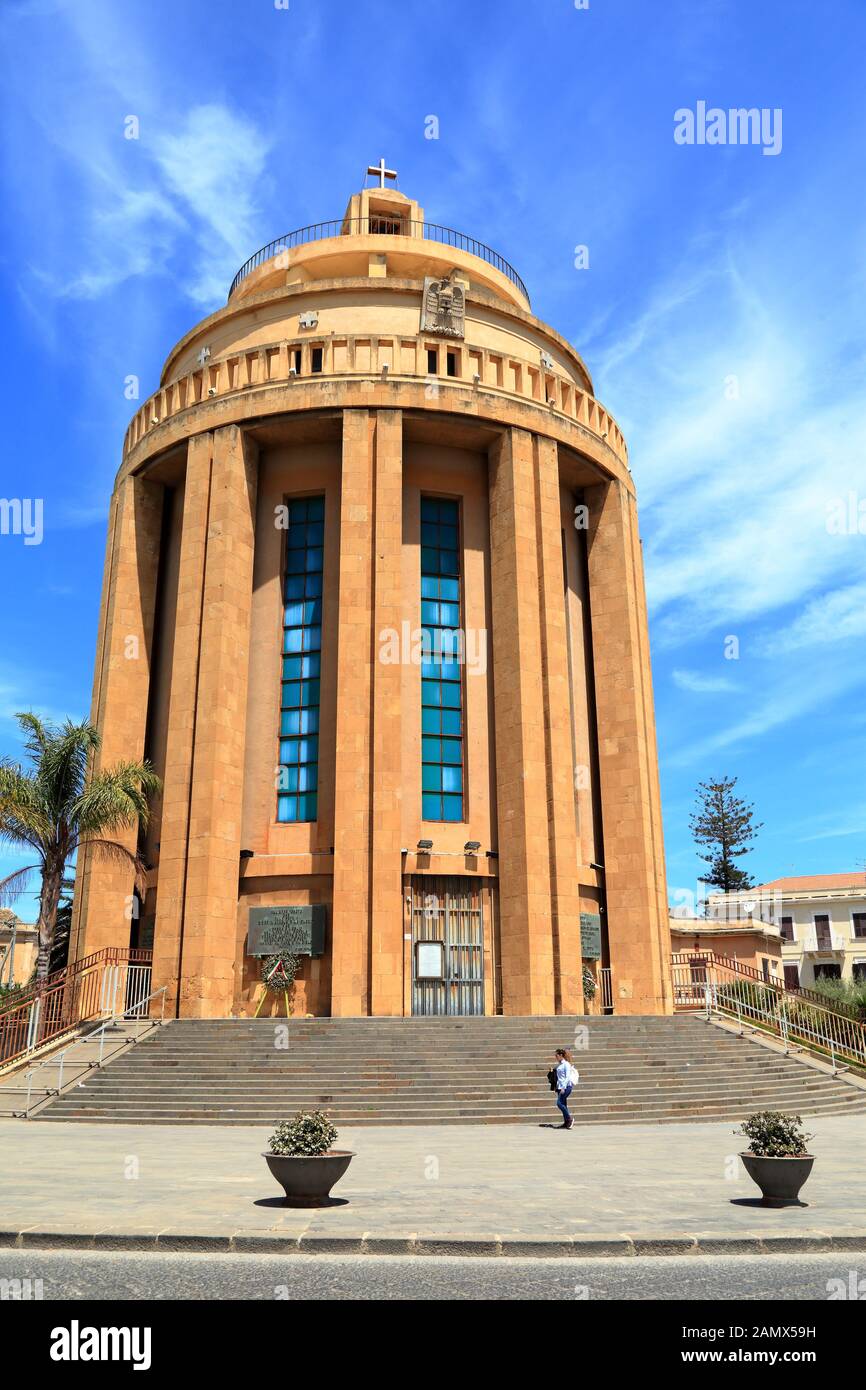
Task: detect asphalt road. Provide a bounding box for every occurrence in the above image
[1,1249,862,1300]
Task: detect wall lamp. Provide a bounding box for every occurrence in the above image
[417,839,433,851]
[240,849,254,861]
[464,841,481,853]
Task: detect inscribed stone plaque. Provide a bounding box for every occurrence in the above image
[247,905,326,957]
[580,912,602,960]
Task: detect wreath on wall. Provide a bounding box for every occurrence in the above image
[582,965,598,1000]
[261,953,301,993]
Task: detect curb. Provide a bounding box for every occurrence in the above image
[2,1229,866,1258]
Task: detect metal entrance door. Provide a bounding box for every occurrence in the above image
[411,876,484,1015]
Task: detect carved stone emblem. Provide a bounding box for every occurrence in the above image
[420,269,465,338]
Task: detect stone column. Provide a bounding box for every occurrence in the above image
[71,473,164,961]
[150,432,213,1010]
[369,411,405,1015]
[150,427,258,1017]
[584,477,670,1014]
[535,438,584,1014]
[488,429,555,1014]
[179,425,258,1016]
[331,411,375,1015]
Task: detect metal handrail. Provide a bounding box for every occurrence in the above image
[0,945,153,1016]
[228,218,530,304]
[0,953,153,1068]
[8,985,167,1118]
[672,952,866,1074]
[671,950,862,1020]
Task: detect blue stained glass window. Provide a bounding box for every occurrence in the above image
[420,496,464,822]
[277,497,323,823]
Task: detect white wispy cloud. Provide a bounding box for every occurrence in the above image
[672,669,740,694]
[761,581,866,656]
[665,662,865,768]
[592,210,866,661]
[4,0,271,313]
[151,105,272,304]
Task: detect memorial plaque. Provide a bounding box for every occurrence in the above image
[580,912,602,961]
[247,905,326,957]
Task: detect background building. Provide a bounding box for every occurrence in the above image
[706,873,866,990]
[0,909,38,987]
[70,174,670,1019]
[669,914,782,981]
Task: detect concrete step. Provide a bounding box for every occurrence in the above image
[37,1015,866,1127]
[40,1100,866,1126]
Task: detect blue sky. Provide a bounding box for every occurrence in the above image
[1,0,865,916]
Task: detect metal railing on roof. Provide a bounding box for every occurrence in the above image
[228,218,530,304]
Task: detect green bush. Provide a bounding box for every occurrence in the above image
[268,1111,337,1157]
[0,983,25,1013]
[783,998,846,1047]
[736,1111,814,1157]
[811,975,866,1018]
[716,978,777,1017]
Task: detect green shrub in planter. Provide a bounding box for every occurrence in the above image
[735,1111,813,1158]
[268,1111,338,1157]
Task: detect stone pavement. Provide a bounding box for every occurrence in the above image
[2,1114,865,1257]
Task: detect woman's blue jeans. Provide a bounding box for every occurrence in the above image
[556,1083,573,1124]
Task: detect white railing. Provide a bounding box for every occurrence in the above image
[2,985,166,1119]
[672,952,866,1075]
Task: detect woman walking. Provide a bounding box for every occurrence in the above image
[553,1047,578,1130]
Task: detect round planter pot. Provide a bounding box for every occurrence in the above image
[263,1151,355,1207]
[739,1152,815,1207]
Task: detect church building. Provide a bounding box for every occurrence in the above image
[70,168,671,1019]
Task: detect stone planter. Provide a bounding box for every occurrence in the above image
[263,1150,355,1207]
[740,1152,815,1207]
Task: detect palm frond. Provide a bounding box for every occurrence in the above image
[0,863,40,908]
[0,765,52,846]
[72,760,162,837]
[81,837,148,890]
[15,711,53,762]
[35,719,99,820]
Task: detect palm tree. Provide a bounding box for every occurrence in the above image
[0,713,161,983]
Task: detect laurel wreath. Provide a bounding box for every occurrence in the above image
[261,953,301,993]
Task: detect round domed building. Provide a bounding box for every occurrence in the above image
[70,169,671,1020]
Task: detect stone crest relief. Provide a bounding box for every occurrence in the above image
[420,269,465,338]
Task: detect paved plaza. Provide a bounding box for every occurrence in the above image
[2,1113,865,1255]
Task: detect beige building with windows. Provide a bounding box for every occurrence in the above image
[69,172,670,1020]
[706,874,866,991]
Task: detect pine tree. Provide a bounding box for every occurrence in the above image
[689,776,762,894]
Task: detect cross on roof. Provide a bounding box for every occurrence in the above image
[197,346,211,367]
[366,157,397,188]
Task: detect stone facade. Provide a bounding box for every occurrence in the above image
[70,180,672,1018]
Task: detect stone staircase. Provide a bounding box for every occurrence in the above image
[34,1014,866,1126]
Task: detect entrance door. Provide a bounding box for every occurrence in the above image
[411,876,484,1015]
